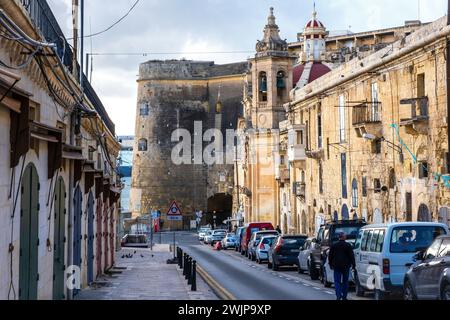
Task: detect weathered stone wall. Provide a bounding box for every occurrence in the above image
[132,60,247,228]
[287,17,450,235]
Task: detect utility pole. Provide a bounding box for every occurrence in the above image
[72,0,79,79]
[447,0,450,174]
[80,0,85,91]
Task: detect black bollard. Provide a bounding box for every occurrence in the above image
[187,258,193,285]
[191,260,197,291]
[185,256,191,281]
[183,253,187,276]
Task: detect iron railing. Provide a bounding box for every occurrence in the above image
[19,0,116,135]
[352,104,381,126]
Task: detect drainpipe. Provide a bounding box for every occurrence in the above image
[447,0,450,173]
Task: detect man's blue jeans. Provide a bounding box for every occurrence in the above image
[333,268,350,300]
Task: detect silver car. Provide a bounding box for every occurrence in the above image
[297,238,317,274]
[198,228,211,241]
[256,235,278,264]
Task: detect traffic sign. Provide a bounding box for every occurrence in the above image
[167,201,182,216]
[167,216,183,221]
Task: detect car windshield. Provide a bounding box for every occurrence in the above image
[214,231,226,235]
[390,226,447,253]
[262,237,277,246]
[256,232,278,240]
[283,238,307,248]
[332,225,364,242]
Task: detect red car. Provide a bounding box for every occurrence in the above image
[240,223,274,256]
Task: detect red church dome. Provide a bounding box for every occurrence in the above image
[293,62,331,87]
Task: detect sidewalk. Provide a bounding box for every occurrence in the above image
[75,245,218,300]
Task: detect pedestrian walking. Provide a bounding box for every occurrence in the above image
[328,232,356,300]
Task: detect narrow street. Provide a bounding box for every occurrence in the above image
[163,232,373,301]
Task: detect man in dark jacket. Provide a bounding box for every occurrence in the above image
[328,232,356,300]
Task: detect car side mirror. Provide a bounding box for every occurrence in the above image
[413,250,425,262]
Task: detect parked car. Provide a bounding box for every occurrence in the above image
[256,235,278,264]
[403,235,450,300]
[268,235,308,271]
[222,233,238,249]
[310,219,368,281]
[241,223,275,257]
[235,227,245,252]
[121,234,149,248]
[210,229,227,246]
[297,238,318,274]
[204,231,213,244]
[248,230,280,261]
[353,222,449,300]
[198,227,211,241]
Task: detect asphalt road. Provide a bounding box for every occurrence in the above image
[158,231,357,300]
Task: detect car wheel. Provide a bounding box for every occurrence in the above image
[354,274,365,297]
[310,263,319,281]
[322,267,332,288]
[403,279,417,301]
[374,289,387,301]
[440,283,450,301]
[273,261,279,271]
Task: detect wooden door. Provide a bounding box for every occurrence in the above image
[53,177,66,300]
[19,163,40,300]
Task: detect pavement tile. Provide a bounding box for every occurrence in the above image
[75,245,218,300]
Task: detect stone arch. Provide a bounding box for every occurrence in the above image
[418,204,431,222]
[301,211,307,235]
[374,208,383,224]
[341,204,349,220]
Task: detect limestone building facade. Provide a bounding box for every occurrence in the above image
[0,0,121,300]
[284,16,450,235]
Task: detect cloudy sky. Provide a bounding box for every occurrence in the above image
[47,0,448,136]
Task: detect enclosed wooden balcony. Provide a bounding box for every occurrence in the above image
[400,97,429,135]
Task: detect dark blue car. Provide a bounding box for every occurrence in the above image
[268,235,308,271]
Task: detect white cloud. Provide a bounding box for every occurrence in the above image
[46,0,447,135]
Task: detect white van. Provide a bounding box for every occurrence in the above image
[353,222,449,300]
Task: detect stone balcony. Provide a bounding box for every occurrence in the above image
[352,103,383,138]
[400,97,429,135]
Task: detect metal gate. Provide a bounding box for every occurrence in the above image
[19,163,40,300]
[87,192,95,284]
[72,186,83,296]
[52,177,66,300]
[96,200,103,277]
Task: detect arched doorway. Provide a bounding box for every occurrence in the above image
[73,186,83,296]
[342,204,349,221]
[301,211,307,235]
[19,163,39,300]
[374,208,383,224]
[283,214,288,234]
[439,207,450,227]
[418,204,431,222]
[333,211,339,222]
[53,177,66,300]
[87,192,95,285]
[207,194,232,229]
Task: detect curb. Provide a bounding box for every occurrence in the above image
[196,265,236,301]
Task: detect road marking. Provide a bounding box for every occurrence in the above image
[326,291,334,295]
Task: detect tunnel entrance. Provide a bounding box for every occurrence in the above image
[206,193,233,229]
